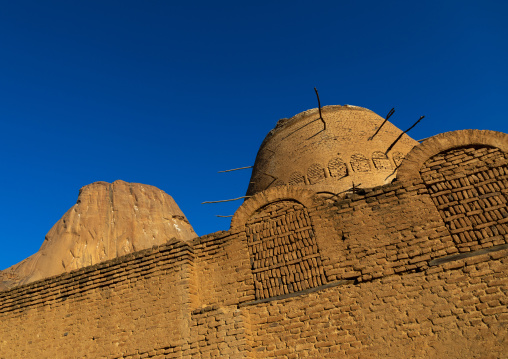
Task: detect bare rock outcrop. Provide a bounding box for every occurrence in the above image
[0,180,197,291]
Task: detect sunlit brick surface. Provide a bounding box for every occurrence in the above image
[246,201,328,299]
[421,146,508,252]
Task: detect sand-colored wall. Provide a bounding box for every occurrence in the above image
[1,130,507,358]
[245,251,507,358]
[0,240,196,358]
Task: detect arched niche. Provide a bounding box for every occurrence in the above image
[231,187,330,300]
[397,130,508,251]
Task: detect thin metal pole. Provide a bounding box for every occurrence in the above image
[202,196,251,204]
[218,166,253,173]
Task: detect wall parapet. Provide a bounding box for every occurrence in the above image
[0,238,194,314]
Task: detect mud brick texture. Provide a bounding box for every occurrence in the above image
[420,146,508,252]
[0,129,507,358]
[246,201,328,300]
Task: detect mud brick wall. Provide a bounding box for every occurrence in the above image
[0,130,506,358]
[309,180,447,286]
[245,248,507,358]
[188,306,252,358]
[0,240,197,359]
[193,231,255,308]
[0,178,506,358]
[420,146,508,252]
[320,147,507,285]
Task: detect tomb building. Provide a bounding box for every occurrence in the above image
[247,105,417,196]
[0,105,507,358]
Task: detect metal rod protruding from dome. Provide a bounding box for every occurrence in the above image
[385,115,425,154]
[368,108,395,141]
[350,182,362,193]
[281,117,321,141]
[218,166,253,173]
[202,196,251,204]
[314,87,326,130]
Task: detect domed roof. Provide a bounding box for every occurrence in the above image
[246,105,419,197]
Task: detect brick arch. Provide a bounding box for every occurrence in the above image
[419,145,508,251]
[231,187,323,232]
[396,130,508,184]
[397,129,508,252]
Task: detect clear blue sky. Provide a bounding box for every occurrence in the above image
[1,1,507,270]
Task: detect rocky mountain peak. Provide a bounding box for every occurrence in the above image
[0,180,197,290]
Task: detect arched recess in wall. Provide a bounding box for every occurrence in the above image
[231,187,330,300]
[246,200,328,299]
[397,130,508,251]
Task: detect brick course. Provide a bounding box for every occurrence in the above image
[0,129,507,358]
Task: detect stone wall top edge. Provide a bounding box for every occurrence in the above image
[230,186,326,230]
[1,225,247,299]
[191,230,242,250]
[0,225,248,301]
[0,237,193,299]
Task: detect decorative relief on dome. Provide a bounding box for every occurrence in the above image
[372,151,392,170]
[288,172,306,186]
[350,154,371,172]
[392,152,405,167]
[328,158,348,179]
[245,200,328,300]
[307,164,326,184]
